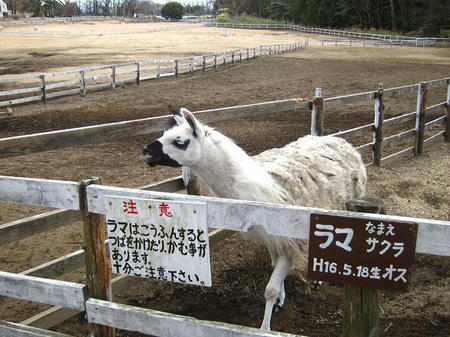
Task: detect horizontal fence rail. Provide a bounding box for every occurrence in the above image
[1,175,449,256]
[0,271,87,311]
[86,298,300,337]
[0,320,72,337]
[0,98,307,158]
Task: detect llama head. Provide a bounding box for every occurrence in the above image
[142,107,205,168]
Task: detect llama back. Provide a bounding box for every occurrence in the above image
[254,135,367,210]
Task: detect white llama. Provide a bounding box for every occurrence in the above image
[141,107,367,331]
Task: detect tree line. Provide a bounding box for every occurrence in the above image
[215,0,450,36]
[5,0,212,19]
[5,0,448,36]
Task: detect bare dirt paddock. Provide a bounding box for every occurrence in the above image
[0,21,449,337]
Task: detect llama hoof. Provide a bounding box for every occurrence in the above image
[274,298,283,312]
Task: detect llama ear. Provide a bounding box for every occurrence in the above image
[169,105,185,126]
[180,108,201,138]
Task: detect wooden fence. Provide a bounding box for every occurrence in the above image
[207,22,450,47]
[0,176,449,336]
[0,40,306,109]
[0,77,449,336]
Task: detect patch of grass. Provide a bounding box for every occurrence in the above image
[216,13,281,25]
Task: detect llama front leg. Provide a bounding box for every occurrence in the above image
[260,255,291,331]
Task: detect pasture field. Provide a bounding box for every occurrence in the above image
[0,21,449,336]
[0,20,308,77]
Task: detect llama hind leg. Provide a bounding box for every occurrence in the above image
[260,255,290,331]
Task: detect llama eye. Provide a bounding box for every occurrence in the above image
[172,139,190,151]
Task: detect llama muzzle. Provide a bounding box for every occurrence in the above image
[142,141,182,168]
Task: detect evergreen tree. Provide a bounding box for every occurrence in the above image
[161,1,184,20]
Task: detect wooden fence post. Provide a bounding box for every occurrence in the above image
[174,59,179,77]
[445,79,450,142]
[40,75,46,104]
[202,56,206,71]
[182,167,200,196]
[231,51,235,64]
[343,197,384,337]
[80,70,86,96]
[189,57,194,73]
[223,52,226,66]
[311,88,324,136]
[214,54,217,69]
[111,66,116,89]
[414,82,427,154]
[373,83,384,166]
[157,60,161,79]
[136,62,140,85]
[80,178,115,337]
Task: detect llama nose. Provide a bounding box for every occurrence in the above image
[142,147,151,155]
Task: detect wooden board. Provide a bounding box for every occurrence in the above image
[383,129,415,147]
[324,91,375,107]
[86,298,301,337]
[0,271,86,311]
[0,99,304,158]
[21,249,85,279]
[0,320,72,337]
[330,123,373,140]
[0,209,80,246]
[86,184,450,256]
[0,176,80,210]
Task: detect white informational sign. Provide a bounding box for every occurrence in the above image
[104,196,211,287]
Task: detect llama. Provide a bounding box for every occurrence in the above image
[141,107,367,331]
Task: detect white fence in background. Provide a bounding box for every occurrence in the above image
[0,40,307,108]
[207,22,450,47]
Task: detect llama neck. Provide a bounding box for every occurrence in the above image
[190,131,287,203]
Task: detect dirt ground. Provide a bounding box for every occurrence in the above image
[0,22,449,337]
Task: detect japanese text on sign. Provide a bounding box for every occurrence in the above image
[105,196,211,287]
[308,214,417,291]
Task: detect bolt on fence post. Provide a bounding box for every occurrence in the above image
[343,197,384,337]
[311,87,324,136]
[80,70,86,96]
[445,79,450,142]
[80,177,115,337]
[414,82,427,155]
[373,83,384,166]
[40,75,46,104]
